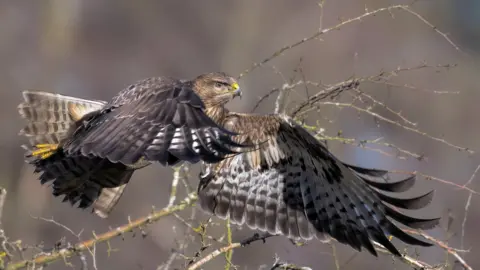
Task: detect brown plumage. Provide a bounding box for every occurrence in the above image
[196,100,440,257]
[18,72,244,217]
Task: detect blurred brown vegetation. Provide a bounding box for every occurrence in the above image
[0,0,479,269]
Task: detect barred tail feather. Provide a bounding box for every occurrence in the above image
[18,90,106,147]
[93,182,130,218]
[18,91,130,218]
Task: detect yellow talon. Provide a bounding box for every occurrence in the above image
[40,152,55,159]
[35,144,56,148]
[31,144,58,159]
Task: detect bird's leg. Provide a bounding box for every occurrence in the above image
[289,239,308,247]
[240,232,276,247]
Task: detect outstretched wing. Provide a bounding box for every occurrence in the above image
[198,113,439,256]
[63,77,244,166]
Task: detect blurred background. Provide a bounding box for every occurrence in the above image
[0,0,479,269]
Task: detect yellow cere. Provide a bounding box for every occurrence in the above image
[231,82,239,90]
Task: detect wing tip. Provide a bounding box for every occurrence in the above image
[387,222,437,248]
[363,174,417,193]
[384,204,441,230]
[376,189,435,210]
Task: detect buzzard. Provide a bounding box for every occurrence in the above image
[18,72,439,256]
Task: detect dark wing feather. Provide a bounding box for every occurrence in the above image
[62,77,243,166]
[198,113,439,257]
[28,149,134,211]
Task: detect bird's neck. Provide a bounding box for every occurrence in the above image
[204,105,229,126]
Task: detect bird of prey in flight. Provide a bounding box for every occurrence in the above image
[18,72,439,256]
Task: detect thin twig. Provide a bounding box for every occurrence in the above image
[30,215,83,239]
[187,242,241,270]
[372,242,434,269]
[188,233,275,270]
[269,255,313,270]
[6,193,198,270]
[370,81,460,95]
[463,164,480,188]
[291,79,360,117]
[319,101,472,153]
[353,89,418,127]
[460,164,480,253]
[274,84,289,115]
[330,244,340,270]
[237,4,465,79]
[224,218,233,270]
[312,131,425,160]
[0,189,6,226]
[400,6,464,55]
[392,170,480,195]
[167,165,183,207]
[460,193,473,252]
[403,229,473,270]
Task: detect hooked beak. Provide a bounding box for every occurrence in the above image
[231,82,242,99]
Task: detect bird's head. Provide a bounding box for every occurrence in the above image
[192,72,242,107]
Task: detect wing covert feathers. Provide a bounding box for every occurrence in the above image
[61,79,246,166]
[198,113,439,257]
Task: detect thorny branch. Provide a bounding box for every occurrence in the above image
[186,230,471,270]
[5,193,198,270]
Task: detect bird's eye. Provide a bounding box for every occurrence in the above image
[214,82,224,89]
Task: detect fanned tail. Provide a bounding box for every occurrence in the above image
[18,90,106,147]
[18,91,129,218]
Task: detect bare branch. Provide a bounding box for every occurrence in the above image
[6,193,198,270]
[238,4,465,79]
[187,242,241,270]
[224,218,234,270]
[269,255,313,270]
[402,230,473,270]
[392,170,480,195]
[0,188,6,225]
[291,79,360,117]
